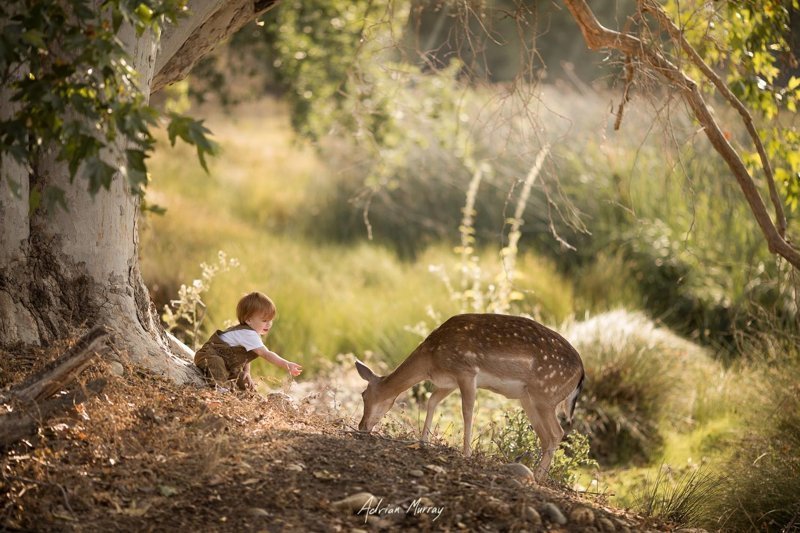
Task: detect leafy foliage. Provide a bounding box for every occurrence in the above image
[662,0,800,207]
[0,0,218,212]
[489,408,597,487]
[267,0,399,141]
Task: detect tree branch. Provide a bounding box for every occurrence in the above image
[152,0,279,94]
[640,0,787,238]
[562,0,800,270]
[0,326,110,448]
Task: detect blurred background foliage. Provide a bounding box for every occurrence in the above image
[144,0,800,530]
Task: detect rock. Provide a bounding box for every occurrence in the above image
[541,502,567,525]
[424,464,446,475]
[484,497,511,515]
[597,517,616,532]
[332,492,377,513]
[501,462,536,482]
[285,463,304,472]
[409,469,424,477]
[569,505,595,526]
[246,507,270,517]
[109,361,124,376]
[417,497,435,507]
[524,506,542,526]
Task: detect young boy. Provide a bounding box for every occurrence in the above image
[194,292,302,391]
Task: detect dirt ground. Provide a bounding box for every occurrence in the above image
[0,341,676,532]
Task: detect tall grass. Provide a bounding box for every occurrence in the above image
[704,332,800,531]
[633,465,719,527]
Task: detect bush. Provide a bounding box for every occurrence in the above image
[488,408,598,487]
[563,310,720,466]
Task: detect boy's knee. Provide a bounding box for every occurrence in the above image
[197,355,229,384]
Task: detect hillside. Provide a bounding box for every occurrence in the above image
[0,339,675,532]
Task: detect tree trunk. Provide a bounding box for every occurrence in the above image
[0,25,199,382]
[0,1,273,382]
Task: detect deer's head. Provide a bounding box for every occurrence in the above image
[355,360,398,432]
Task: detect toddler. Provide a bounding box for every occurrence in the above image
[194,292,302,391]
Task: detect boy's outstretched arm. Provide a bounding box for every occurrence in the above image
[252,347,303,376]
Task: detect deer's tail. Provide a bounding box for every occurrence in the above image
[565,369,585,425]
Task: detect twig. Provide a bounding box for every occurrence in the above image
[4,474,76,519]
[614,55,634,131]
[340,426,422,445]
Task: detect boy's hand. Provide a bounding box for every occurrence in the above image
[286,362,303,377]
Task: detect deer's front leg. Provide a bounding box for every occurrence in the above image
[422,386,455,442]
[458,375,478,456]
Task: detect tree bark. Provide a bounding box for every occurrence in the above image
[0,1,272,382]
[562,0,800,270]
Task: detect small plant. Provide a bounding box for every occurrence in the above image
[162,251,239,349]
[488,408,598,487]
[633,464,718,527]
[409,145,552,341]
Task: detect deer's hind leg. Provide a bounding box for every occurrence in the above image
[520,394,564,481]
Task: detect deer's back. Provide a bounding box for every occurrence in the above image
[420,314,583,398]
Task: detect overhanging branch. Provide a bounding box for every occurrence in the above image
[562,0,800,270]
[152,0,278,94]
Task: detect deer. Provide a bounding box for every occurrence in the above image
[355,313,585,481]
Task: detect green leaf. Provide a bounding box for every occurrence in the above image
[31,185,68,213]
[29,187,41,212]
[84,157,116,194]
[166,114,219,173]
[22,29,46,49]
[134,4,154,24]
[126,148,148,192]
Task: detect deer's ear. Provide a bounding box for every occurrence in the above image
[355,360,379,383]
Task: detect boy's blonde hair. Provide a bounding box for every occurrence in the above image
[237,292,276,324]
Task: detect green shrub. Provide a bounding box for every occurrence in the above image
[564,310,720,465]
[487,408,598,487]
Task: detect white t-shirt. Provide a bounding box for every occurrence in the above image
[218,328,266,352]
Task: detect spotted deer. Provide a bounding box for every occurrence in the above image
[355,313,585,480]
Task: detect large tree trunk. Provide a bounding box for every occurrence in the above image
[0,1,274,382]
